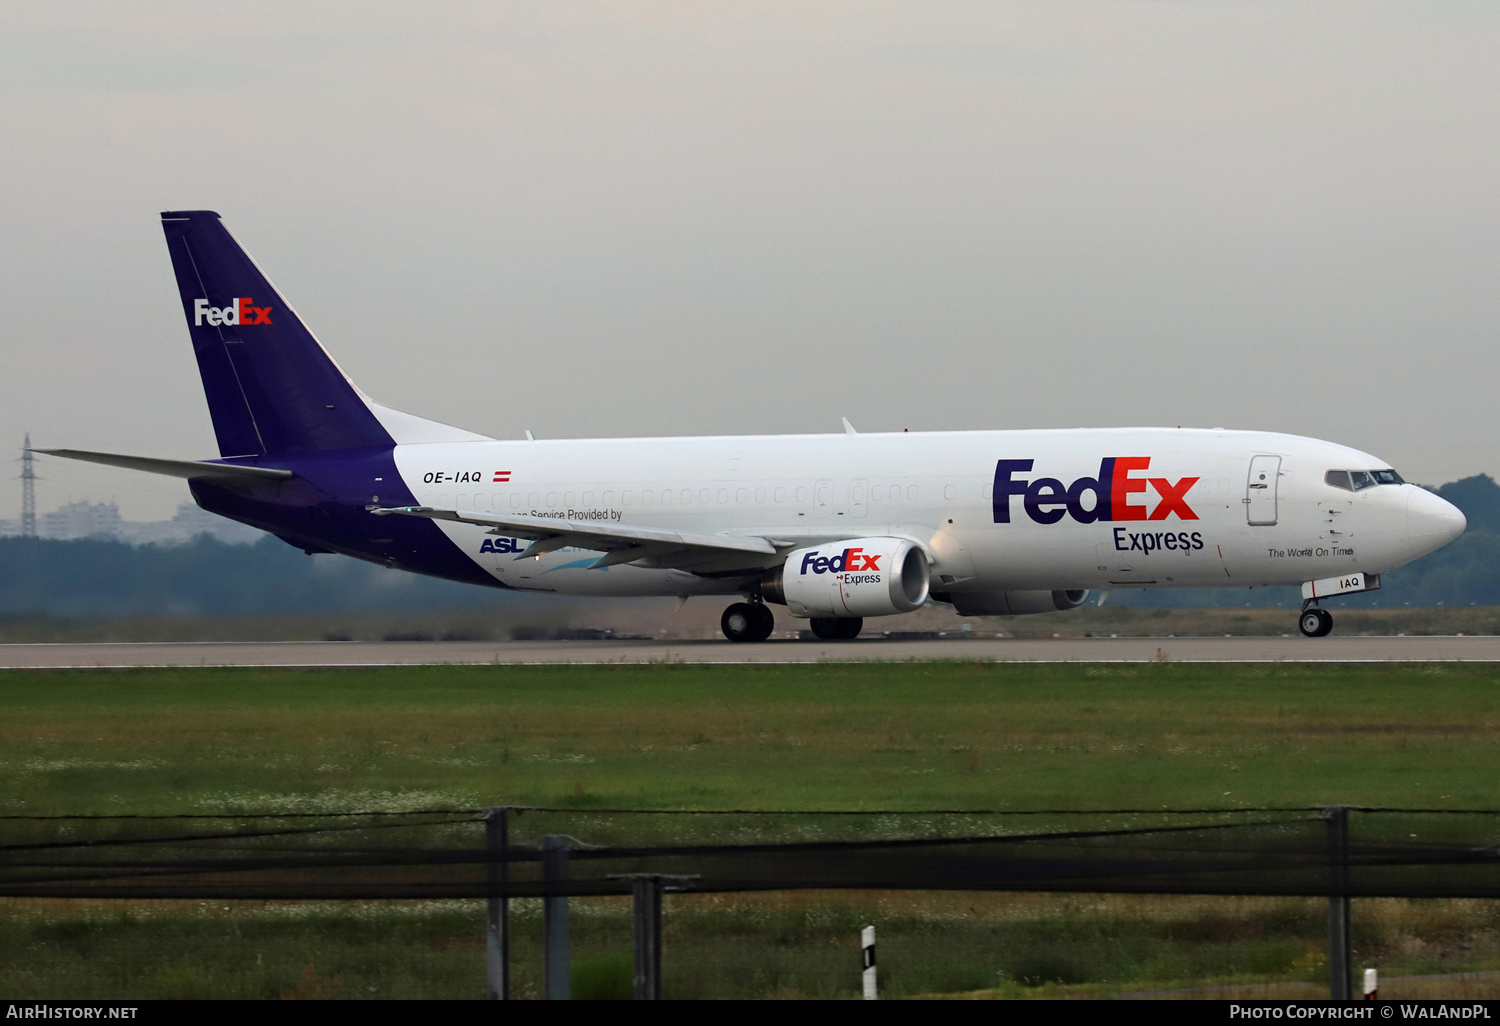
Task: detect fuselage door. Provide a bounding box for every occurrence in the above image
[850,479,868,518]
[814,478,833,518]
[1245,455,1282,526]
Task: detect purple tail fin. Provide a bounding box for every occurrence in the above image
[160,211,393,457]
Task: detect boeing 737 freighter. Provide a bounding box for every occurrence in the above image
[39,211,1467,641]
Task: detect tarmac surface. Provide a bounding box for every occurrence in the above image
[0,635,1497,667]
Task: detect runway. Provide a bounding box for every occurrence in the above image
[0,635,1497,668]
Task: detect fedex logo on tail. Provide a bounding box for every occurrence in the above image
[801,547,882,575]
[994,458,1199,525]
[194,297,273,327]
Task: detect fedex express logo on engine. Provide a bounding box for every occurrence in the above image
[801,547,881,575]
[193,297,273,327]
[994,458,1199,525]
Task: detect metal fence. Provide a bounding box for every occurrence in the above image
[5,806,1499,999]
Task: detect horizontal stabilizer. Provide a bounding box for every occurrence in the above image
[370,505,778,568]
[34,449,293,482]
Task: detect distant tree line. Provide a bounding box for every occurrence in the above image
[0,476,1493,619]
[0,534,516,619]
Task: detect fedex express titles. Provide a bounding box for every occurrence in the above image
[995,457,1206,554]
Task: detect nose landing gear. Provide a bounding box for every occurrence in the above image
[721,601,776,643]
[1298,605,1333,638]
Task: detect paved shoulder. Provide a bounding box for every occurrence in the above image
[0,636,1495,667]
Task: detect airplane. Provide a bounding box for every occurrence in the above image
[38,211,1467,642]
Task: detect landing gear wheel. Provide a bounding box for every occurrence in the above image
[722,602,775,643]
[809,616,864,640]
[749,603,775,642]
[1299,608,1334,638]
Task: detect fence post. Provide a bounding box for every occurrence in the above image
[543,834,571,1000]
[632,876,664,1000]
[608,873,697,999]
[1324,806,1352,1000]
[483,807,512,1000]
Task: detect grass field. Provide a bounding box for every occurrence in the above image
[4,661,1500,998]
[3,662,1500,814]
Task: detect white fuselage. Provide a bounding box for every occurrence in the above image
[390,426,1461,602]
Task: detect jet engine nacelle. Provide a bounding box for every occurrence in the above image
[761,537,930,618]
[940,588,1090,616]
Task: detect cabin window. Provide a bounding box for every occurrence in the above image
[755,487,767,503]
[943,484,956,500]
[699,488,711,504]
[642,491,654,506]
[796,487,809,503]
[511,492,522,508]
[546,492,558,506]
[564,491,576,506]
[602,491,614,505]
[907,484,919,501]
[680,488,692,504]
[871,485,884,501]
[736,487,749,503]
[621,489,633,505]
[582,491,593,505]
[718,488,729,504]
[661,490,674,506]
[774,487,786,503]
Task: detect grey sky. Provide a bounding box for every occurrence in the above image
[3,1,1497,519]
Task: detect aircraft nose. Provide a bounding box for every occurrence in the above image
[1407,487,1466,558]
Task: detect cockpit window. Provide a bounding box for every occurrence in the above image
[1327,468,1404,491]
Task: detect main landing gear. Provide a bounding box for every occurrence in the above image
[810,616,863,640]
[721,601,775,643]
[1299,604,1334,638]
[718,603,864,642]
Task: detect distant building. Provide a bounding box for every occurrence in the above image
[23,501,263,546]
[0,518,19,538]
[42,501,124,540]
[121,503,264,546]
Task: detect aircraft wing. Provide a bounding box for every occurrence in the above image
[370,505,779,569]
[34,449,294,482]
